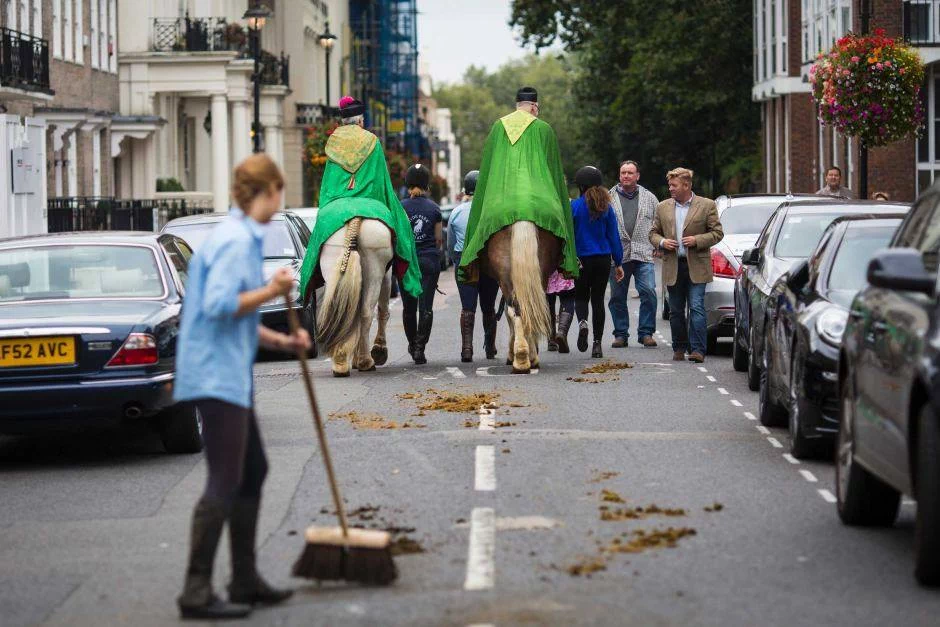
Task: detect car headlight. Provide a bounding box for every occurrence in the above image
[816,308,848,346]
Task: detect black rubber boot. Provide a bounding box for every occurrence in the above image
[591,339,603,359]
[413,311,433,365]
[482,312,498,359]
[228,498,293,606]
[403,312,417,358]
[547,307,558,352]
[556,311,573,354]
[178,498,252,620]
[460,310,475,363]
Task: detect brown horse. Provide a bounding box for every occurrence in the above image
[481,221,563,373]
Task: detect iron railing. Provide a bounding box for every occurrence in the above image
[151,15,244,52]
[904,1,940,45]
[259,50,289,87]
[0,27,51,92]
[48,198,215,233]
[297,103,338,125]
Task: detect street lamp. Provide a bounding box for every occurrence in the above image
[318,21,337,110]
[244,2,272,153]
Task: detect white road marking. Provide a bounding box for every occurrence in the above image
[446,366,466,379]
[756,425,771,435]
[717,387,729,395]
[423,376,437,380]
[767,437,783,448]
[698,367,708,373]
[478,405,495,432]
[744,412,757,420]
[818,489,837,503]
[476,366,539,377]
[464,507,496,591]
[475,446,496,491]
[799,470,819,483]
[730,399,743,407]
[454,516,562,531]
[783,454,800,464]
[706,375,717,382]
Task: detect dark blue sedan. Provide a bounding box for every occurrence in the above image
[0,232,202,453]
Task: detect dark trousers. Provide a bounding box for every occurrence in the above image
[548,289,575,316]
[403,252,441,321]
[453,252,499,314]
[196,399,268,503]
[575,255,611,340]
[666,258,707,355]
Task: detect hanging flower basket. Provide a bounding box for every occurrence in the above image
[303,120,340,205]
[810,29,926,147]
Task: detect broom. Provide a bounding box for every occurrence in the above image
[285,303,398,585]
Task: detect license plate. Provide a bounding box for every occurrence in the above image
[0,336,76,368]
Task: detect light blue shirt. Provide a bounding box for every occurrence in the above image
[447,199,472,259]
[674,194,694,258]
[174,210,266,408]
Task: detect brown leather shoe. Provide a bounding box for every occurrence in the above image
[688,352,705,363]
[640,336,657,348]
[611,336,627,348]
[673,351,686,361]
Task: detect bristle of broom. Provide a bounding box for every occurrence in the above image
[293,538,398,585]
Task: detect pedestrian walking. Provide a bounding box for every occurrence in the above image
[547,270,575,352]
[816,165,855,198]
[401,163,442,365]
[570,166,624,359]
[174,154,311,620]
[607,160,659,349]
[448,170,499,361]
[649,167,723,363]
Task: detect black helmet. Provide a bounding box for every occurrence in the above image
[574,165,603,188]
[463,170,480,195]
[404,163,431,189]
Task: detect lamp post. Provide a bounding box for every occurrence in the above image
[318,21,337,111]
[244,2,271,153]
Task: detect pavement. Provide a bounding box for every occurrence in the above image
[2,268,939,626]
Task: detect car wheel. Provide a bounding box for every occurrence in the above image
[732,323,748,372]
[836,373,900,526]
[788,353,823,459]
[158,403,203,454]
[301,302,319,359]
[747,319,760,391]
[915,404,940,586]
[758,333,787,427]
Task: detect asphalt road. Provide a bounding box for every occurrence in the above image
[2,268,939,626]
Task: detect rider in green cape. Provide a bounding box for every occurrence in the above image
[299,97,422,300]
[457,86,579,284]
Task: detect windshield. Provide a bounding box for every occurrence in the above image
[721,201,781,235]
[827,224,899,308]
[774,212,844,258]
[0,245,164,303]
[165,220,296,258]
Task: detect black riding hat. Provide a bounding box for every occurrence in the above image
[463,170,480,195]
[574,165,603,188]
[404,163,431,189]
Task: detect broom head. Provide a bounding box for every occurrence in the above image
[292,526,398,585]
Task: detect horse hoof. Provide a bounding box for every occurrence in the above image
[371,346,388,366]
[332,370,350,378]
[358,365,376,372]
[505,358,513,366]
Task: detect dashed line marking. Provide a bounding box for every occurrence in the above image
[756,425,771,435]
[767,437,783,448]
[730,399,743,407]
[464,507,496,590]
[423,376,437,380]
[743,412,757,420]
[478,405,495,432]
[818,489,837,503]
[799,470,819,483]
[475,446,496,491]
[698,367,708,373]
[717,387,729,395]
[446,366,466,379]
[706,375,717,382]
[783,454,800,464]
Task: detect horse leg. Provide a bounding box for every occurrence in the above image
[332,333,355,377]
[508,303,531,374]
[505,304,515,366]
[371,270,391,366]
[529,333,540,369]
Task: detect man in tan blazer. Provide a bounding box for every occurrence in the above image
[649,167,723,363]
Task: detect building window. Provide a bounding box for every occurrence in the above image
[754,0,788,82]
[90,0,98,68]
[108,0,116,72]
[63,0,72,62]
[803,0,852,64]
[31,0,40,38]
[916,64,940,193]
[52,0,61,58]
[98,0,107,71]
[74,0,83,65]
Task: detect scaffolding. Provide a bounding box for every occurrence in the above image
[350,0,421,154]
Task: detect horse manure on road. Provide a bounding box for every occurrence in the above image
[390,537,426,555]
[599,504,687,521]
[600,489,626,503]
[564,556,608,577]
[589,470,620,483]
[399,389,502,413]
[601,527,697,554]
[566,376,617,384]
[580,361,633,375]
[329,411,426,430]
[704,502,725,513]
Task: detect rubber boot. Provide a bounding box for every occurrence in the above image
[482,312,498,359]
[460,310,475,363]
[577,320,589,353]
[403,311,417,358]
[413,311,433,365]
[547,307,558,352]
[178,498,252,620]
[556,311,573,354]
[227,498,293,606]
[591,339,603,359]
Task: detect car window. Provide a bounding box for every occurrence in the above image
[165,220,296,259]
[773,212,844,258]
[827,224,899,307]
[161,238,191,290]
[288,215,310,248]
[913,205,940,273]
[808,227,836,282]
[894,195,936,247]
[721,201,780,235]
[755,209,782,249]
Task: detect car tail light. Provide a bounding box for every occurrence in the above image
[711,248,737,278]
[106,333,158,367]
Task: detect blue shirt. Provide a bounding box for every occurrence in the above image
[674,194,693,258]
[447,199,472,257]
[174,210,266,408]
[570,196,624,262]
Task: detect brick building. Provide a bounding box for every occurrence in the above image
[753,0,937,202]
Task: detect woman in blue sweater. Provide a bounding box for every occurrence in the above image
[571,166,624,358]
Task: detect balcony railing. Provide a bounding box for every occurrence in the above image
[0,27,51,93]
[904,1,940,45]
[48,197,215,233]
[259,51,289,87]
[297,103,338,125]
[151,15,245,53]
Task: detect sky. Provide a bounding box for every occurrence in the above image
[416,0,533,86]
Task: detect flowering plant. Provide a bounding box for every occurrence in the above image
[810,29,925,147]
[303,120,339,204]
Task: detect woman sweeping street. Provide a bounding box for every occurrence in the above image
[173,154,311,620]
[571,166,624,359]
[401,164,443,365]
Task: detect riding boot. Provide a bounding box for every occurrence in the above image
[556,311,573,354]
[178,498,252,620]
[547,308,558,352]
[413,311,433,365]
[482,312,498,359]
[460,310,475,363]
[227,498,293,606]
[403,313,417,358]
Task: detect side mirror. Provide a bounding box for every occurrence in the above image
[867,248,935,295]
[741,248,762,266]
[786,259,810,293]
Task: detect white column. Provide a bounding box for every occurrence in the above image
[267,125,283,168]
[91,129,101,196]
[210,94,230,211]
[231,99,250,165]
[67,134,78,197]
[54,151,63,197]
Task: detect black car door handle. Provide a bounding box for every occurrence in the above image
[872,321,889,333]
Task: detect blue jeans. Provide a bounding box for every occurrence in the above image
[608,260,657,340]
[667,259,707,354]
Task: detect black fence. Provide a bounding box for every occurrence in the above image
[0,27,51,92]
[259,50,289,87]
[48,198,215,233]
[151,15,242,52]
[904,1,939,44]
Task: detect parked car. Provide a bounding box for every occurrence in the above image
[735,199,905,391]
[162,211,319,356]
[291,207,319,232]
[439,203,456,271]
[0,232,201,453]
[838,186,940,586]
[761,214,907,453]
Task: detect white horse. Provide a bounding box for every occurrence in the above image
[317,217,394,377]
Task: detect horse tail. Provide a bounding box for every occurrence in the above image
[510,221,551,340]
[316,218,363,355]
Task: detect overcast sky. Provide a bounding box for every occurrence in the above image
[416,0,532,86]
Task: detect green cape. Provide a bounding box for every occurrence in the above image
[299,125,423,298]
[457,110,579,283]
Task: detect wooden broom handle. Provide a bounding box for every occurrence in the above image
[285,303,350,537]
